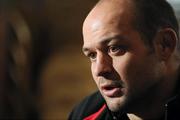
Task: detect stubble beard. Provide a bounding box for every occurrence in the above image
[102,89,129,112]
[103,85,154,113]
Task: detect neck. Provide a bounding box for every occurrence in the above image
[127,100,165,120]
[127,114,162,120]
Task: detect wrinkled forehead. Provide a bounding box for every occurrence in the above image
[82,0,135,35]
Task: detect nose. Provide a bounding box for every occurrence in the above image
[94,53,113,77]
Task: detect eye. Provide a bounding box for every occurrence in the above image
[87,52,97,61]
[108,45,126,55]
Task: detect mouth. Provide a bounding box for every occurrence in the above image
[101,82,124,97]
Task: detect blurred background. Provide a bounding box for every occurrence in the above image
[0,0,179,120]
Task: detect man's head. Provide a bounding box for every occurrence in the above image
[133,0,179,48]
[82,0,180,113]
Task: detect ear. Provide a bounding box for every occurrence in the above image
[153,28,177,61]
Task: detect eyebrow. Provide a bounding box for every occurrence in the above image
[82,38,111,53]
[82,47,89,53]
[82,35,127,53]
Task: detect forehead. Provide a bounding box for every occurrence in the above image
[86,1,134,26]
[82,0,136,46]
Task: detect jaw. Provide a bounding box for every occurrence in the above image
[101,91,128,112]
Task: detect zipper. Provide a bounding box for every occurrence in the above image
[164,95,177,120]
[165,103,168,120]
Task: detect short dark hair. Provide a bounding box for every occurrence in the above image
[133,0,179,47]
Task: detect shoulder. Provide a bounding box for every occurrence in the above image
[68,91,106,119]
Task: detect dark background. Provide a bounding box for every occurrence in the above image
[2,0,98,119]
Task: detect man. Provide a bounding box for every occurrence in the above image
[69,0,180,119]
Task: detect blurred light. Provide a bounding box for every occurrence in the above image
[167,0,180,11]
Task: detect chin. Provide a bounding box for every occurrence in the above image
[105,95,127,112]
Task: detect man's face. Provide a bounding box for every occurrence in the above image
[82,0,164,112]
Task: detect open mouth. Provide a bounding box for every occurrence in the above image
[101,84,124,97]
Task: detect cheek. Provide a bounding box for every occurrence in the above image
[113,54,152,88]
[114,54,161,91]
[113,55,133,82]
